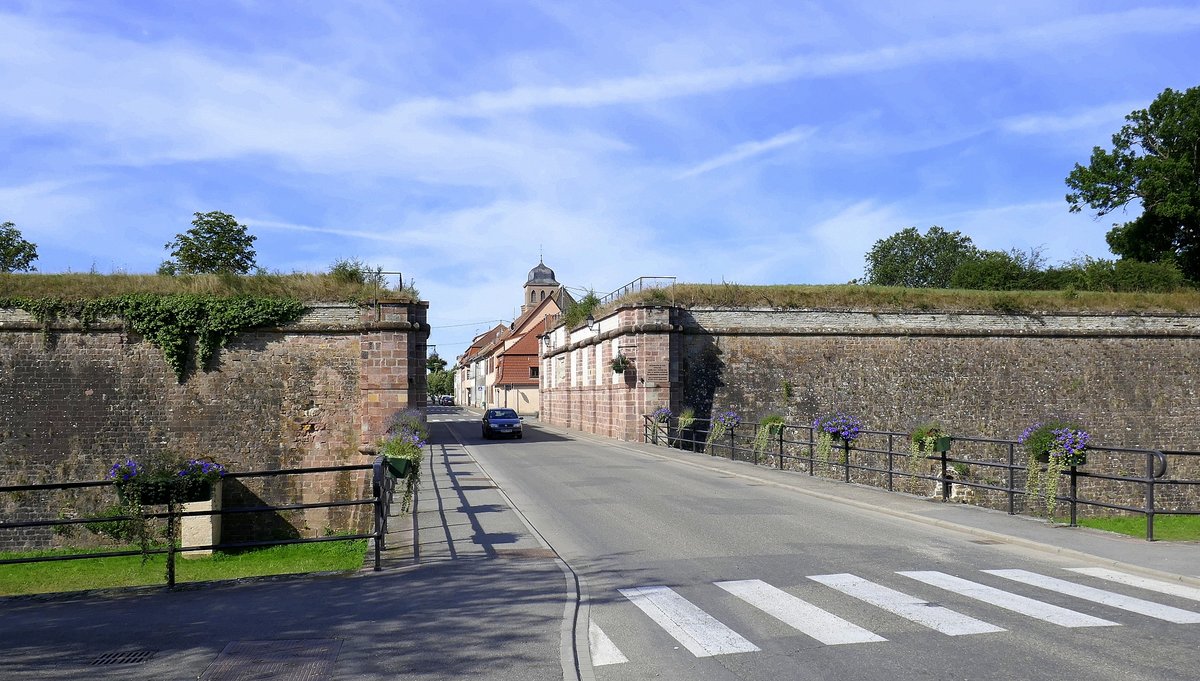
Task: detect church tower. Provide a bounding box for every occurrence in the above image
[523,258,560,312]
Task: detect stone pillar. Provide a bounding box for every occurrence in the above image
[359,301,429,448]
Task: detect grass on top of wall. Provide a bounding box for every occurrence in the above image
[0,540,367,596]
[614,283,1200,315]
[0,272,419,304]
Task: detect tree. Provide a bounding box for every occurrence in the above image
[161,211,258,275]
[427,353,448,373]
[951,247,1047,291]
[0,221,38,272]
[863,226,978,287]
[1066,86,1200,279]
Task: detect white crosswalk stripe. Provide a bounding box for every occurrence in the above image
[807,573,1005,636]
[588,622,628,666]
[898,571,1119,627]
[1065,567,1200,602]
[716,579,887,644]
[597,567,1198,665]
[618,585,761,657]
[984,569,1200,623]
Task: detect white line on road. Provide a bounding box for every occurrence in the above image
[618,585,761,657]
[1066,567,1200,603]
[588,622,629,666]
[985,569,1200,623]
[807,573,1004,636]
[898,571,1119,628]
[715,579,887,644]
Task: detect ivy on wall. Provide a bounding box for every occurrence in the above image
[0,294,306,381]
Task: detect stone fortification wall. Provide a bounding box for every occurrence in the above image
[677,308,1200,450]
[0,300,428,551]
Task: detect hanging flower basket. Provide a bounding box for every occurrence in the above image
[611,353,631,374]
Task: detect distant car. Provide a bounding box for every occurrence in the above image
[440,396,454,406]
[482,408,523,439]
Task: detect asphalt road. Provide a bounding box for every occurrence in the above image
[442,414,1200,681]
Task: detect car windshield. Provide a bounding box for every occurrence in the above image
[488,410,518,419]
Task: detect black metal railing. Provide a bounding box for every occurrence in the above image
[645,415,1194,541]
[598,276,676,307]
[0,457,403,587]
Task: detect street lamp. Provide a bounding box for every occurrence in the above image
[586,313,595,330]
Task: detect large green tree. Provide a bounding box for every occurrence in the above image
[1066,85,1200,279]
[161,211,258,275]
[0,221,38,272]
[863,226,978,287]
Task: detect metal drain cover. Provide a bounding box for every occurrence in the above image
[200,640,341,681]
[969,539,1004,545]
[92,650,157,666]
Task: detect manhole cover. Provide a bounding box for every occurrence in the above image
[200,640,341,681]
[91,650,156,666]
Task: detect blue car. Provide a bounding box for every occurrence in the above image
[482,408,523,439]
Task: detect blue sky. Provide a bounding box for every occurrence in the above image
[2,1,1198,361]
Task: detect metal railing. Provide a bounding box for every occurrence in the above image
[0,457,403,587]
[644,415,1193,541]
[598,276,676,307]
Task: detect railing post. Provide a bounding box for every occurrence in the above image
[166,500,177,588]
[807,428,814,476]
[373,457,384,571]
[1068,466,1078,527]
[729,424,736,460]
[940,449,950,502]
[1146,451,1156,542]
[887,434,894,492]
[777,426,784,470]
[1007,443,1016,515]
[843,441,851,483]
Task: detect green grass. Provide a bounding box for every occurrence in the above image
[1074,514,1200,541]
[0,272,418,303]
[0,539,367,596]
[610,283,1200,315]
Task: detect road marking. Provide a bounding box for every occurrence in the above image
[715,579,886,644]
[588,622,628,666]
[1066,567,1200,603]
[618,585,760,657]
[985,569,1200,623]
[898,571,1119,628]
[808,573,1004,636]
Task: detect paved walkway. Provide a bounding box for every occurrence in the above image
[2,413,1197,680]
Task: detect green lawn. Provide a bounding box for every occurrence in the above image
[1074,514,1200,541]
[0,540,367,596]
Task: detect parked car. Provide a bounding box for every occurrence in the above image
[440,395,454,406]
[482,408,523,439]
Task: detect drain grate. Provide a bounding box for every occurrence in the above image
[91,650,157,666]
[969,539,1004,545]
[200,640,341,681]
[457,483,497,490]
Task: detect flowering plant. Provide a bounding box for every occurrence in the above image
[652,407,672,423]
[611,353,631,373]
[714,409,741,428]
[705,408,741,453]
[813,412,863,442]
[813,411,863,463]
[108,456,225,504]
[1019,420,1089,515]
[381,413,429,510]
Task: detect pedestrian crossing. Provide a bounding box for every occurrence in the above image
[589,567,1200,667]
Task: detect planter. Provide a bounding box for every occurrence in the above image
[119,477,213,505]
[934,436,952,453]
[1032,450,1087,466]
[385,456,412,478]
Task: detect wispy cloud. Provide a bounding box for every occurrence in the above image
[677,126,816,179]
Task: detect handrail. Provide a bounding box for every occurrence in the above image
[643,413,1197,541]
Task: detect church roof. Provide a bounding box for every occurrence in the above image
[526,259,559,286]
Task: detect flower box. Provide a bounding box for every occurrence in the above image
[119,477,213,505]
[385,456,412,478]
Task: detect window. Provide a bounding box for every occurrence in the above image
[540,290,546,301]
[530,366,539,378]
[530,291,536,303]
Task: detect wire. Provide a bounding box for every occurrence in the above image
[430,319,508,329]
